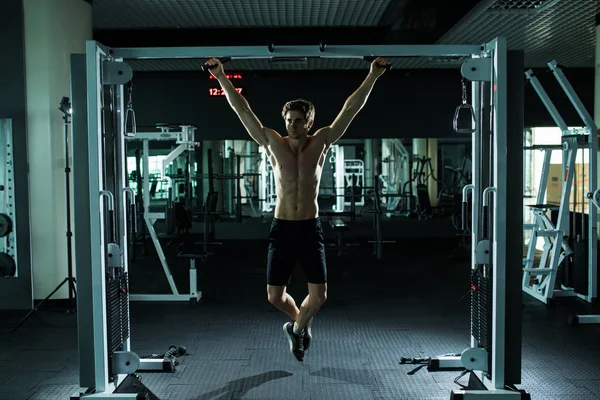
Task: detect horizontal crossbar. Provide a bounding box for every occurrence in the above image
[109,44,484,60]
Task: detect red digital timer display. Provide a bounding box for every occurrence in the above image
[209,88,243,96]
[208,72,243,96]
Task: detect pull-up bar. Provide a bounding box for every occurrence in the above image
[201,54,393,72]
[110,44,485,60]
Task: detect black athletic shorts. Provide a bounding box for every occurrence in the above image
[266,218,327,286]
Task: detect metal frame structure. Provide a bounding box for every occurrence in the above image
[461,38,512,395]
[124,125,202,303]
[259,146,277,212]
[332,144,345,212]
[522,142,573,302]
[381,138,410,213]
[71,39,528,399]
[344,159,364,207]
[523,62,598,306]
[575,188,600,324]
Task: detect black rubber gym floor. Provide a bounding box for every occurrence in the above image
[1,234,599,399]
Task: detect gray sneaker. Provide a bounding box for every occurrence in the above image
[283,322,304,361]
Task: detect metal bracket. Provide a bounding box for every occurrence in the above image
[107,243,123,268]
[112,351,140,374]
[461,347,488,372]
[475,240,491,265]
[461,58,492,82]
[102,61,133,86]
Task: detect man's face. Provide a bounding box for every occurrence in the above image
[284,110,312,139]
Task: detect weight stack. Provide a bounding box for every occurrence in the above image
[106,272,131,354]
[471,268,492,372]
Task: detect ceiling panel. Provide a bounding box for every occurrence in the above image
[437,0,600,67]
[92,0,392,29]
[94,0,599,70]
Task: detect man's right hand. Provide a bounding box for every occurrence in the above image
[205,58,224,78]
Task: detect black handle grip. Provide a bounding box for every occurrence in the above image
[201,57,232,72]
[462,201,468,231]
[108,210,115,243]
[482,205,488,240]
[130,203,137,234]
[363,56,392,70]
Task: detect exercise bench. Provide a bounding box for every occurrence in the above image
[328,216,359,256]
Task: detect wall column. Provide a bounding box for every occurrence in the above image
[24,0,92,300]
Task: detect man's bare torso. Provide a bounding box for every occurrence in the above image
[264,132,330,220]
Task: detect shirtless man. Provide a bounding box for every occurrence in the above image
[206,56,389,361]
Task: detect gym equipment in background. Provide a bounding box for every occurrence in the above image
[522,62,597,308]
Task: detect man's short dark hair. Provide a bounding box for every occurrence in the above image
[281,99,315,125]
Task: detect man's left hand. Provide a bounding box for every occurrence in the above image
[370,57,390,78]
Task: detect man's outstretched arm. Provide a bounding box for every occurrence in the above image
[206,58,273,147]
[320,57,389,145]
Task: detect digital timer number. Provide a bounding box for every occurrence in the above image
[209,88,243,96]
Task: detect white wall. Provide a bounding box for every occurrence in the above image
[24,0,92,299]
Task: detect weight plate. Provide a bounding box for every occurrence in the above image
[0,252,16,277]
[0,213,13,237]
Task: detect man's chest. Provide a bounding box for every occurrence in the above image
[269,142,328,172]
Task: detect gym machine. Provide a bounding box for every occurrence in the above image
[70,48,191,399]
[334,146,366,211]
[71,39,528,399]
[380,138,411,215]
[438,155,471,219]
[408,154,439,219]
[240,143,263,218]
[217,141,261,220]
[401,41,529,399]
[573,188,600,325]
[0,119,16,278]
[522,61,598,307]
[124,125,202,303]
[259,146,277,212]
[329,144,365,213]
[344,159,365,208]
[369,179,396,260]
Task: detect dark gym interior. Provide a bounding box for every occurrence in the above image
[1,1,600,399]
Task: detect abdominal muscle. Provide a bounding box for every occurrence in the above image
[266,135,327,221]
[274,178,320,220]
[270,153,324,220]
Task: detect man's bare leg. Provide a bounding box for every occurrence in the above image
[297,295,313,329]
[267,285,300,320]
[295,283,327,331]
